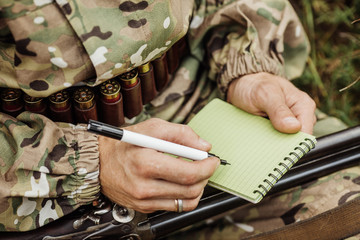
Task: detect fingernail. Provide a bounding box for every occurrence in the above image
[199,138,211,148]
[283,117,299,125]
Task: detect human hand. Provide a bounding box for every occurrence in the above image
[98,118,219,213]
[227,72,316,134]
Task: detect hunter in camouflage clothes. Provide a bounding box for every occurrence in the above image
[1,0,358,238]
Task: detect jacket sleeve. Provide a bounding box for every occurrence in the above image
[189,0,310,95]
[0,0,193,231]
[0,0,192,98]
[0,112,100,231]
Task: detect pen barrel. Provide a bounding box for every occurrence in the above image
[122,130,208,161]
[87,120,124,140]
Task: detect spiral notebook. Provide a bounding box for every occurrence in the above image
[188,98,316,203]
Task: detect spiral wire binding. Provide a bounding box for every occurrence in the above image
[279,162,290,171]
[253,138,316,199]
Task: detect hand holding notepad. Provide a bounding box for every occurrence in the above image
[188,98,316,203]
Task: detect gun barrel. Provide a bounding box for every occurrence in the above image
[150,126,360,238]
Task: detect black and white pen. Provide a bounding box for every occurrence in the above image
[87,119,230,166]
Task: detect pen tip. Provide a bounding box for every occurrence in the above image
[220,159,231,165]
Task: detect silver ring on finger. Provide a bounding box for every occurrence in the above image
[177,199,183,213]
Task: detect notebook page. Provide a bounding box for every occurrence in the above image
[188,98,316,203]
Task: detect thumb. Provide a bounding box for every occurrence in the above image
[264,97,301,134]
[253,79,302,134]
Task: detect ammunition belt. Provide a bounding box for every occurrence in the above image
[0,38,187,127]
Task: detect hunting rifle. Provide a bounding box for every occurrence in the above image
[3,125,360,240]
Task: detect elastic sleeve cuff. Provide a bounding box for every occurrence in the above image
[218,50,285,95]
[60,124,101,206]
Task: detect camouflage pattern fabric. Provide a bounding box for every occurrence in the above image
[164,165,360,240]
[0,0,311,232]
[0,112,100,231]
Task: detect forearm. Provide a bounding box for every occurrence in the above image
[189,0,310,95]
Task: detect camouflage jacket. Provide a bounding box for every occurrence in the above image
[0,0,309,231]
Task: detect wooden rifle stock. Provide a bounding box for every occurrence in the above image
[3,126,360,240]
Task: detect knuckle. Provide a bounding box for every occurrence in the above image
[135,201,151,213]
[182,174,198,185]
[180,124,193,134]
[273,104,289,115]
[132,185,150,200]
[253,84,274,103]
[301,92,316,109]
[133,152,159,177]
[301,91,313,101]
[309,98,316,109]
[136,162,152,177]
[186,185,203,199]
[147,117,165,126]
[184,198,200,211]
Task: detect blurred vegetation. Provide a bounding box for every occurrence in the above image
[290,0,360,126]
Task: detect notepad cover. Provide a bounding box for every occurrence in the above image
[188,98,316,203]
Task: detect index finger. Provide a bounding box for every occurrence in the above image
[128,118,212,152]
[138,148,220,185]
[289,92,316,134]
[258,84,302,134]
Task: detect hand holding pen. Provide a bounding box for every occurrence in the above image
[88,119,230,165]
[95,118,220,213]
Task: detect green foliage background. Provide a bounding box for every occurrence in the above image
[290,0,360,126]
